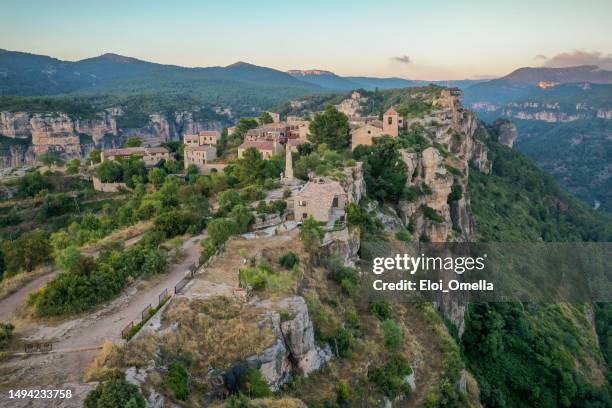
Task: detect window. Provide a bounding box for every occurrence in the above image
[332,196,338,207]
[388,116,393,125]
[299,200,307,206]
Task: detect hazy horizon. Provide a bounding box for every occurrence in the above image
[2,0,612,80]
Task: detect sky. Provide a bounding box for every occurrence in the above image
[1,0,612,80]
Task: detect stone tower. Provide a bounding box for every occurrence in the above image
[383,106,399,137]
[282,145,294,184]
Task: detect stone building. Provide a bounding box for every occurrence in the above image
[351,123,383,150]
[238,140,283,159]
[294,178,347,223]
[183,145,217,171]
[100,146,169,167]
[382,106,402,137]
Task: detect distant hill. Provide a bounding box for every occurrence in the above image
[288,69,487,91]
[0,49,321,108]
[464,65,612,105]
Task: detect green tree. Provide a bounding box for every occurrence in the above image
[125,137,143,147]
[259,111,274,124]
[308,105,350,150]
[299,216,323,253]
[354,136,407,203]
[96,160,123,183]
[88,148,102,164]
[148,167,166,188]
[234,147,266,185]
[84,378,146,408]
[1,230,52,277]
[229,204,253,233]
[208,218,239,246]
[17,171,50,197]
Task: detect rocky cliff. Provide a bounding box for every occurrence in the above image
[397,90,488,243]
[0,109,223,167]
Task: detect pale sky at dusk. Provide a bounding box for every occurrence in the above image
[1,0,611,80]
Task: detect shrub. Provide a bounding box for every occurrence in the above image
[208,218,239,246]
[447,183,463,203]
[1,229,52,277]
[421,205,445,223]
[239,265,291,293]
[367,356,412,399]
[240,368,271,398]
[332,327,355,358]
[383,319,403,350]
[84,378,146,408]
[199,238,216,264]
[344,309,360,330]
[279,251,299,269]
[0,322,14,350]
[164,363,190,401]
[17,171,50,197]
[395,230,413,242]
[299,216,323,253]
[154,210,195,238]
[328,258,360,296]
[369,300,392,321]
[337,379,352,403]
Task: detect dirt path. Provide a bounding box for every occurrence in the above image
[27,233,205,350]
[0,272,55,322]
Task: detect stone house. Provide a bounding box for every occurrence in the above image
[238,140,282,159]
[100,146,170,167]
[183,130,220,147]
[183,145,218,171]
[294,178,347,223]
[351,123,383,150]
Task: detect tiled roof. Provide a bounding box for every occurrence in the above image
[239,140,276,150]
[296,179,345,209]
[384,106,398,116]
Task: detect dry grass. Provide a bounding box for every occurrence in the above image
[83,339,120,382]
[0,265,52,301]
[108,296,276,378]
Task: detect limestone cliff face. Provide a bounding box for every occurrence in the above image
[397,91,487,242]
[492,119,518,148]
[0,109,223,167]
[246,296,331,390]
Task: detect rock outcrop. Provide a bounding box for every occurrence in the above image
[0,109,224,168]
[396,91,486,242]
[492,118,518,148]
[247,296,332,390]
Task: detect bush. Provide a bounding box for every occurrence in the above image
[17,171,50,197]
[164,363,190,401]
[395,230,413,242]
[240,368,271,398]
[369,300,392,321]
[208,218,239,246]
[84,378,146,408]
[383,319,403,350]
[154,210,195,238]
[328,258,360,296]
[199,238,216,264]
[0,322,14,350]
[279,251,299,269]
[367,356,412,399]
[1,229,52,277]
[421,205,445,223]
[447,183,463,203]
[337,379,352,404]
[332,327,355,358]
